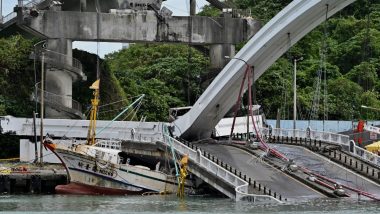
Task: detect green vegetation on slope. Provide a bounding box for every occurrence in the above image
[0,35,35,117]
[231,0,380,120]
[0,35,35,159]
[105,44,209,121]
[72,49,128,120]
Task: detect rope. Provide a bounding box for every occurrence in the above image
[0,157,20,161]
[162,124,180,184]
[93,94,145,145]
[98,98,130,109]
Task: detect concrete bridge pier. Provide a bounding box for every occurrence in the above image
[210,44,235,70]
[44,38,74,118]
[80,0,87,11]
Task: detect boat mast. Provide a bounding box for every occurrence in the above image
[87,79,100,145]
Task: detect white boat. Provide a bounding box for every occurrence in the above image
[43,79,183,195]
[44,139,179,195]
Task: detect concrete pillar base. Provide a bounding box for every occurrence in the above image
[210,44,235,70]
[44,39,75,119]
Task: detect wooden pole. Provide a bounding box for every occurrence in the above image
[33,111,38,163]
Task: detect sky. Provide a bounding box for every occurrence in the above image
[1,0,209,57]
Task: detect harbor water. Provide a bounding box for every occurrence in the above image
[0,195,379,213]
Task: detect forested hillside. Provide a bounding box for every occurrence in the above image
[196,0,380,121]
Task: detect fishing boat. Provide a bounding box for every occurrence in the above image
[44,80,181,195]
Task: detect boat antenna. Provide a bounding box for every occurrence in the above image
[87,79,100,145]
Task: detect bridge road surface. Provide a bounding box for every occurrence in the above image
[272,144,380,198]
[194,143,324,201]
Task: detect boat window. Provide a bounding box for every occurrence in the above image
[118,152,128,164]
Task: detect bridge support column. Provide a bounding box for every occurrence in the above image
[80,0,86,11]
[44,38,74,119]
[190,0,196,16]
[210,44,235,70]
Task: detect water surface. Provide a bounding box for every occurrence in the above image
[0,195,379,213]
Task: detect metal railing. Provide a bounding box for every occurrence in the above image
[35,83,82,113]
[44,50,83,72]
[261,127,350,145]
[1,12,17,24]
[352,144,380,166]
[162,133,281,203]
[261,127,379,167]
[121,131,163,144]
[34,50,85,78]
[96,140,122,150]
[1,0,45,24]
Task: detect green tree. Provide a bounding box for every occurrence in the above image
[0,35,34,117]
[197,5,220,17]
[327,77,362,120]
[0,35,35,159]
[345,61,378,91]
[105,44,209,121]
